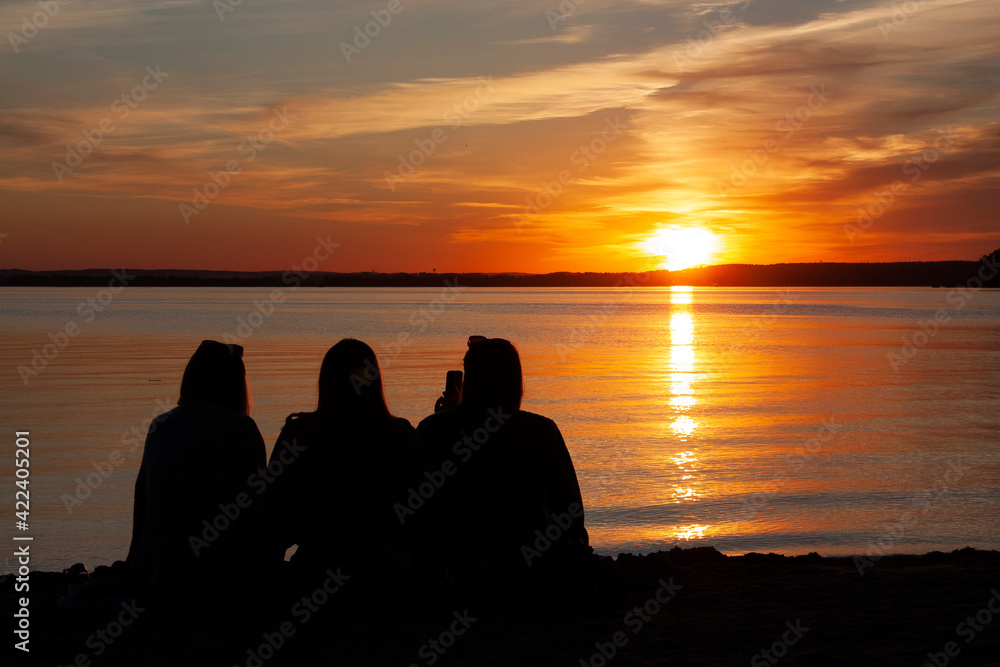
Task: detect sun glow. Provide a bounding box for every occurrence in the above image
[643,226,720,271]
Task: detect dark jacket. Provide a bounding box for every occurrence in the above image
[126,402,267,600]
[416,405,591,570]
[266,410,426,586]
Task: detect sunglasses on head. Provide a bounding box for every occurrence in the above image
[467,335,488,347]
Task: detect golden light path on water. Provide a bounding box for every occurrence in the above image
[665,287,713,542]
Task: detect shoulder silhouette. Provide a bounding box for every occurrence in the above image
[126,340,267,606]
[417,337,594,609]
[265,339,432,605]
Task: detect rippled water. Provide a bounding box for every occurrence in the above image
[1,285,998,571]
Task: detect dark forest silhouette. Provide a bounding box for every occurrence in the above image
[2,248,999,288]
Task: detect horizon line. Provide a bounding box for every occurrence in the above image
[0,258,987,275]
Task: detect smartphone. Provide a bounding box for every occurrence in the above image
[445,370,463,396]
[435,370,463,412]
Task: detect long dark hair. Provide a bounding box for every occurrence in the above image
[177,340,250,415]
[316,338,391,418]
[461,338,523,411]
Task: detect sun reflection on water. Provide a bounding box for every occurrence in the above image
[669,285,693,305]
[670,312,694,345]
[672,524,709,540]
[670,343,695,372]
[670,447,700,501]
[673,487,697,501]
[671,450,697,467]
[669,395,696,409]
[666,286,702,503]
[670,374,693,396]
[671,416,697,437]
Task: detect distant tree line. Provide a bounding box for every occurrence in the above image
[2,253,998,288]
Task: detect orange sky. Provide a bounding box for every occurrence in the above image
[1,0,998,272]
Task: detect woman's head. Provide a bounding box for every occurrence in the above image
[178,340,250,415]
[317,338,390,416]
[461,337,523,410]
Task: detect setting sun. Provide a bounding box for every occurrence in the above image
[643,227,720,271]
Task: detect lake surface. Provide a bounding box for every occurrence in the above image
[1,285,998,572]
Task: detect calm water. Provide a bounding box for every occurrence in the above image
[1,285,998,572]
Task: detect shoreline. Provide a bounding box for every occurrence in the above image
[9,544,995,580]
[8,546,999,666]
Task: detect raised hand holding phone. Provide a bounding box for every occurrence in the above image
[434,369,462,412]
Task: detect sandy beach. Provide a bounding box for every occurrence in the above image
[8,546,1000,667]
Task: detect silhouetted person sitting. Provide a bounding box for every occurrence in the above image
[266,339,431,606]
[126,340,267,606]
[417,337,595,610]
